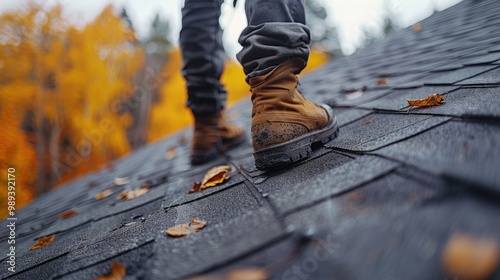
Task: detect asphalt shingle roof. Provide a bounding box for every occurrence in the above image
[2,0,500,279]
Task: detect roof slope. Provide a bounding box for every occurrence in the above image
[2,0,500,279]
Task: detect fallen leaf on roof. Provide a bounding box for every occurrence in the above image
[118,184,149,200]
[190,217,207,232]
[165,217,207,237]
[59,210,78,219]
[412,23,423,33]
[29,234,55,250]
[361,119,374,125]
[441,232,500,280]
[376,78,389,85]
[188,165,231,194]
[407,93,446,108]
[165,147,176,160]
[166,223,191,237]
[114,177,130,186]
[345,90,363,100]
[98,262,126,280]
[95,189,113,200]
[188,182,202,194]
[187,268,269,280]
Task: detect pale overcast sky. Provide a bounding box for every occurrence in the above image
[0,0,462,55]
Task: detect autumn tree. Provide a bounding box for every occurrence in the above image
[0,3,143,218]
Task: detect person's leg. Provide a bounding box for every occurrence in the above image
[180,0,226,114]
[180,0,244,165]
[237,0,338,169]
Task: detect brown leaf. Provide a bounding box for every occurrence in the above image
[190,217,207,232]
[442,233,500,280]
[165,223,191,237]
[376,78,389,85]
[95,189,113,200]
[118,185,149,200]
[412,23,423,33]
[165,147,176,160]
[29,234,55,250]
[165,217,208,237]
[188,182,202,194]
[59,210,78,219]
[407,93,445,108]
[361,119,374,125]
[98,262,126,280]
[114,177,130,186]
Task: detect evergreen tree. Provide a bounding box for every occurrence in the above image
[145,13,171,56]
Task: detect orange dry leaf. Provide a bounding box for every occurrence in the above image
[29,234,55,250]
[165,217,207,237]
[412,23,423,33]
[376,78,389,85]
[59,210,78,219]
[95,189,113,200]
[407,93,446,108]
[189,165,231,194]
[98,262,126,280]
[118,184,149,200]
[442,233,500,280]
[165,147,176,160]
[361,119,374,125]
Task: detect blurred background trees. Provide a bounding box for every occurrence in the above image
[0,2,334,218]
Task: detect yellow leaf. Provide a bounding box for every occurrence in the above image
[200,165,231,189]
[29,234,55,250]
[98,262,126,280]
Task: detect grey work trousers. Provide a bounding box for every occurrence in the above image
[180,0,311,115]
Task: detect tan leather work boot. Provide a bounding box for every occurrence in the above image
[191,110,245,165]
[250,58,338,169]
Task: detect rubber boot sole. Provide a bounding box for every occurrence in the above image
[253,104,339,170]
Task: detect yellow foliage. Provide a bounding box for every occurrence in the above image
[0,3,143,217]
[0,106,36,219]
